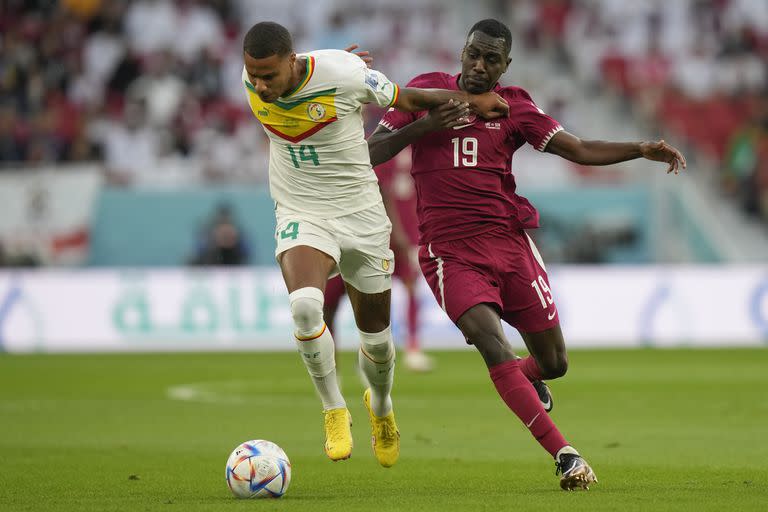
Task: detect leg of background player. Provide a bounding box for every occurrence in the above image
[401,276,433,372]
[280,246,351,461]
[323,274,346,337]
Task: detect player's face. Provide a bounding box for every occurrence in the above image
[459,32,510,94]
[244,52,297,103]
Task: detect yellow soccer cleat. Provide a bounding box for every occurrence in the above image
[363,388,400,468]
[323,408,353,461]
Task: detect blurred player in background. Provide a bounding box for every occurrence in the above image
[241,21,508,466]
[324,148,434,372]
[368,18,686,489]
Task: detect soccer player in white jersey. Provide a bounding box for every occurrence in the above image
[241,21,508,467]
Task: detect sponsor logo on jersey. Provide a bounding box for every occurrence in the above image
[257,108,269,117]
[307,102,326,121]
[485,121,501,130]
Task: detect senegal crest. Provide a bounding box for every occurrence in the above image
[307,102,326,121]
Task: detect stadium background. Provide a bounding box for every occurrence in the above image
[0,0,766,351]
[0,1,767,510]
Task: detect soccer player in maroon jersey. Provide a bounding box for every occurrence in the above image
[367,19,686,490]
[324,151,434,372]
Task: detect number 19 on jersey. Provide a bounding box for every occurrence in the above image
[452,137,478,167]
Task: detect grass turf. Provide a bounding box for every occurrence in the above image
[0,348,766,511]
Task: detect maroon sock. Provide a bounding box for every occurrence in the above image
[489,359,568,458]
[406,291,418,351]
[520,356,545,382]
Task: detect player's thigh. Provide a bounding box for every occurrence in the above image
[279,246,337,293]
[456,303,517,366]
[417,243,502,325]
[275,211,339,293]
[331,204,394,332]
[346,284,391,333]
[335,204,395,297]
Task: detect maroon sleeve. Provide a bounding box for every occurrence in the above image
[507,88,564,152]
[379,107,416,132]
[378,73,446,131]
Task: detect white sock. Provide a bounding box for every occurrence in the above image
[556,445,580,460]
[358,325,395,417]
[290,288,346,411]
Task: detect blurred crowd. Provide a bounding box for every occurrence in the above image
[1,0,767,222]
[0,0,456,185]
[502,0,768,223]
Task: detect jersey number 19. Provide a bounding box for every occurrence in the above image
[452,137,478,167]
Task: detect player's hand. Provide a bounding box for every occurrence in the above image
[420,99,471,131]
[640,139,687,175]
[344,44,373,68]
[469,91,509,119]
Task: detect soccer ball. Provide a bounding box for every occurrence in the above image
[225,440,291,499]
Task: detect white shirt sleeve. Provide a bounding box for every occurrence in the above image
[339,52,399,108]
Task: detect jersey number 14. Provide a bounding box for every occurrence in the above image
[452,137,478,167]
[287,144,320,169]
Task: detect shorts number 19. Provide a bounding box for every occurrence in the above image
[531,275,554,309]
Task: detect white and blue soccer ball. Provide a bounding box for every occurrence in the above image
[225,440,291,499]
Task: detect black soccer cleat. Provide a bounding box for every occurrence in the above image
[555,453,597,491]
[532,380,553,413]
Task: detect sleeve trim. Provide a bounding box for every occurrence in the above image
[386,84,400,108]
[537,125,563,152]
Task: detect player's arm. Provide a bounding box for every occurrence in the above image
[545,131,687,174]
[367,101,469,167]
[393,87,509,119]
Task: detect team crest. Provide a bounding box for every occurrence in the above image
[382,259,391,271]
[307,102,326,121]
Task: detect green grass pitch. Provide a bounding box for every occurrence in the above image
[1,348,766,511]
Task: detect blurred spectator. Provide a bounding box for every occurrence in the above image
[188,202,251,265]
[100,100,159,186]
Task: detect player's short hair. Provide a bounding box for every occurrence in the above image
[467,19,512,56]
[243,21,293,59]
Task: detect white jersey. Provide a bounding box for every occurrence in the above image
[242,49,400,217]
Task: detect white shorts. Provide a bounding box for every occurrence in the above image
[274,202,395,294]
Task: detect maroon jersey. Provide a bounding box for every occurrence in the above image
[374,147,419,245]
[379,72,563,244]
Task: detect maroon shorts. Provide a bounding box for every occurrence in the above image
[418,228,559,333]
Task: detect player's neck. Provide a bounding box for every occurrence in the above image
[285,56,308,96]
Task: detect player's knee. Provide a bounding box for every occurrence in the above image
[541,354,568,379]
[359,325,395,363]
[289,287,325,338]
